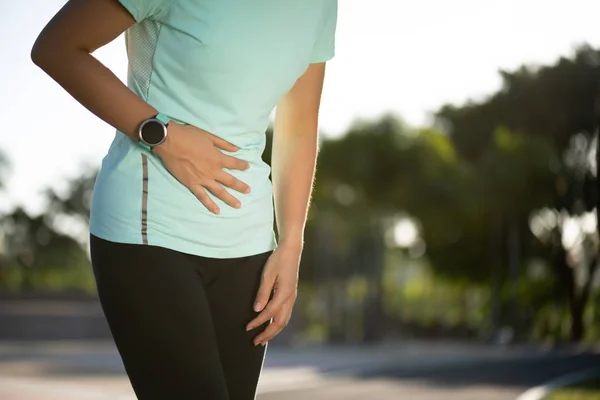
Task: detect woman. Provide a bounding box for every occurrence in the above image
[31,0,337,398]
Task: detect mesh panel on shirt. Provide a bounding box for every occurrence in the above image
[125,19,162,100]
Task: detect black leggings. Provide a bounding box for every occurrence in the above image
[90,234,272,400]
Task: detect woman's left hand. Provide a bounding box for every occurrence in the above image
[246,242,301,346]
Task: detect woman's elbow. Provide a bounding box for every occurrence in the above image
[30,34,53,69]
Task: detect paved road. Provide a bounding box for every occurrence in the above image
[0,340,598,400]
[258,352,600,400]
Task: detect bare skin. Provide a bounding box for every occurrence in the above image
[32,0,329,346]
[30,0,250,214]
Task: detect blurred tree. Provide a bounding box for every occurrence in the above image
[0,207,93,292]
[437,45,600,341]
[44,169,97,226]
[315,115,414,342]
[0,163,96,292]
[438,45,600,160]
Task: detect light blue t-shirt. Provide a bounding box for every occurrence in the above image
[89,0,338,258]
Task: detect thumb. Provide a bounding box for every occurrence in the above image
[254,271,275,312]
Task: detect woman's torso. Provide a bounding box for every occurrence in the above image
[89,0,337,258]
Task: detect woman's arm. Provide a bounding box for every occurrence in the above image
[31,0,152,140]
[31,0,250,213]
[246,62,327,346]
[272,63,326,248]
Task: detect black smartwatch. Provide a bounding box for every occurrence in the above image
[138,113,171,150]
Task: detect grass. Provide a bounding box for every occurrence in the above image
[545,377,600,400]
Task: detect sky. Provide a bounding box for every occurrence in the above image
[2,0,600,215]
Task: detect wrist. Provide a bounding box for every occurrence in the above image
[277,234,304,252]
[152,123,176,158]
[137,112,172,155]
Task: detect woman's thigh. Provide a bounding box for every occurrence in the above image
[200,251,273,400]
[90,234,229,400]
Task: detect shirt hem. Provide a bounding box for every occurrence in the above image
[89,227,276,259]
[310,51,335,64]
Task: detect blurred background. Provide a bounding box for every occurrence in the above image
[1,0,600,399]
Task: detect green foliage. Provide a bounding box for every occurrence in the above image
[434,45,600,341]
[438,45,600,160]
[545,378,600,400]
[316,115,412,209]
[382,251,488,337]
[0,208,94,293]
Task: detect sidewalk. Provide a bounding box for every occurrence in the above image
[0,339,558,399]
[258,340,555,393]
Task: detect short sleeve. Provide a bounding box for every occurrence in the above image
[118,0,175,22]
[310,0,338,64]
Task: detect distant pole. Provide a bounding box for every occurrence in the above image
[595,97,600,231]
[363,212,385,343]
[508,214,520,336]
[317,211,343,343]
[489,212,502,340]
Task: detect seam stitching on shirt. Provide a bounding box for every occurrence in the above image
[141,153,149,245]
[151,0,178,21]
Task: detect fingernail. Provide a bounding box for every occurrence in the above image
[213,208,220,215]
[253,302,261,311]
[245,187,251,194]
[246,325,252,331]
[235,202,241,208]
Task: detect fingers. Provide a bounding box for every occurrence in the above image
[190,185,220,215]
[204,181,242,210]
[246,282,297,332]
[190,176,249,213]
[246,299,280,333]
[246,292,281,332]
[253,268,276,314]
[253,309,291,346]
[208,133,239,152]
[215,171,251,195]
[221,154,250,171]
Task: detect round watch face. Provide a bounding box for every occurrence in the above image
[140,119,166,146]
